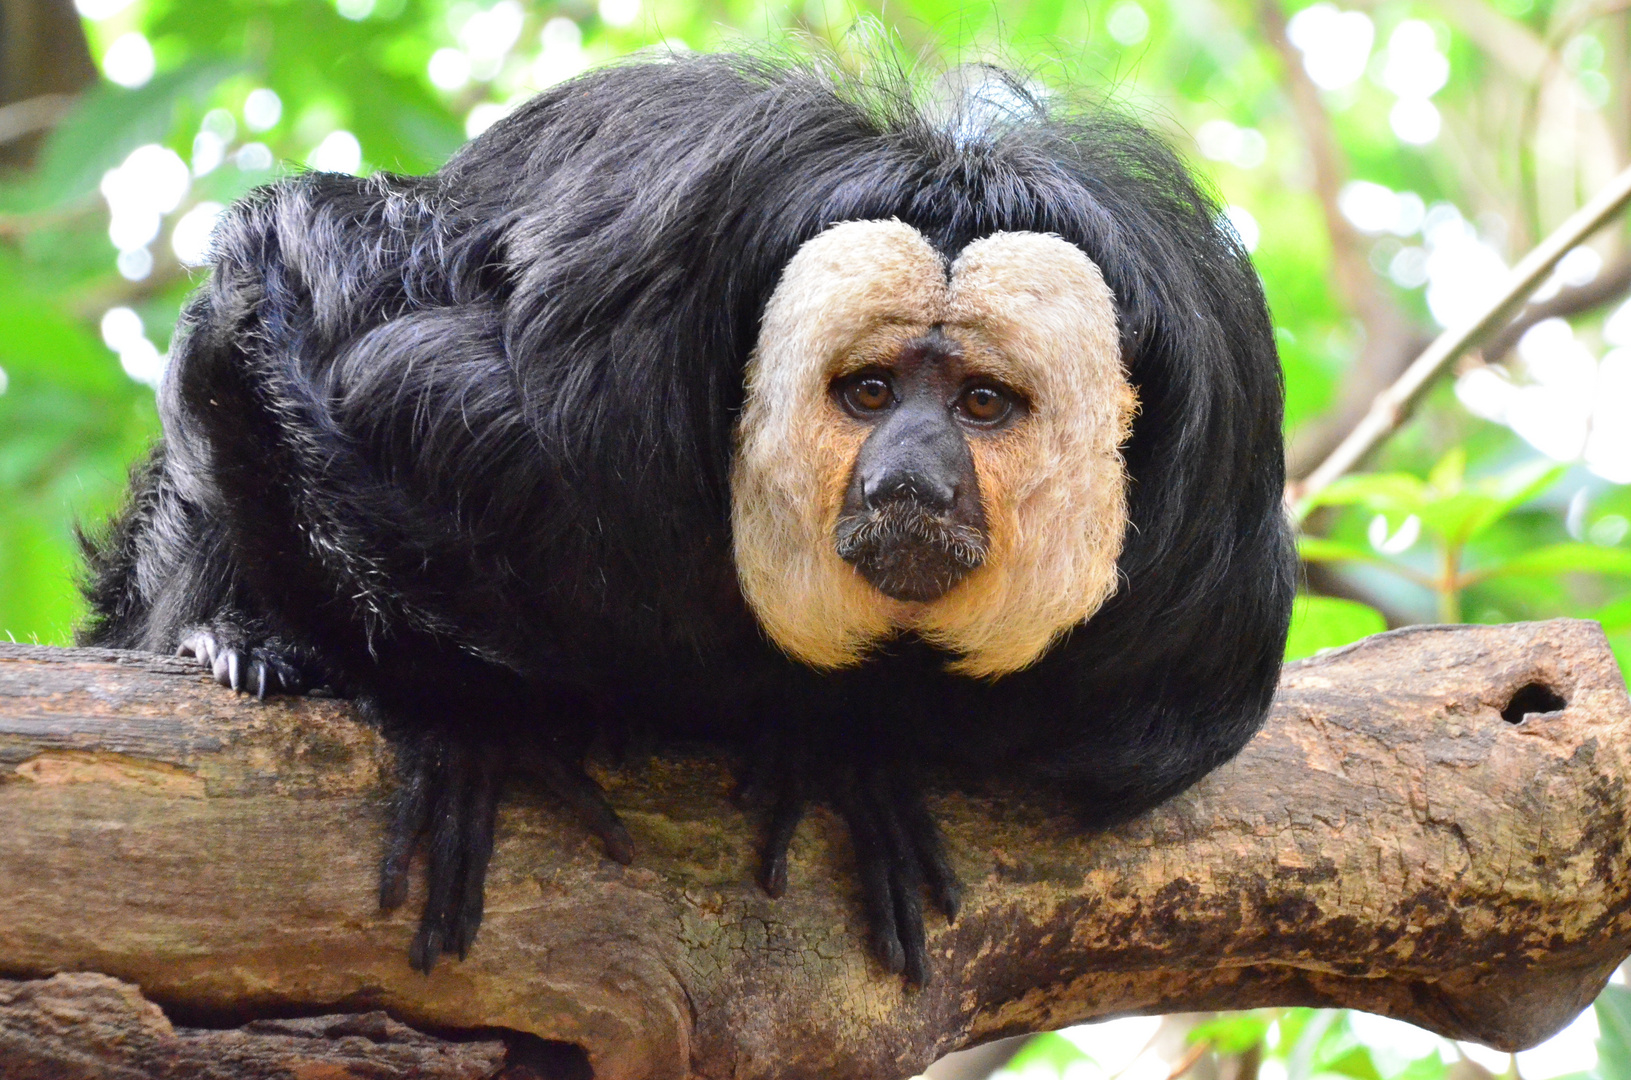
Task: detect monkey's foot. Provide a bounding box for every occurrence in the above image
[379,733,503,973]
[177,627,316,699]
[748,757,960,986]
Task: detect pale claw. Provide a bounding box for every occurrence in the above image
[177,632,219,667]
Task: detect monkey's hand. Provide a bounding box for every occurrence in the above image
[177,624,324,699]
[378,728,635,974]
[747,757,961,986]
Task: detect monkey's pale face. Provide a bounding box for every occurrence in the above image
[831,326,1015,603]
[731,220,1136,678]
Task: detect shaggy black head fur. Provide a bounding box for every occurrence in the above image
[79,52,1296,984]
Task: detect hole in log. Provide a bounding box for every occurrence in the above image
[496,1032,593,1080]
[1501,683,1567,724]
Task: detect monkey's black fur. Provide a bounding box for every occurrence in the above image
[80,53,1296,983]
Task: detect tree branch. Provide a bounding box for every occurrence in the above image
[3,622,1631,1079]
[0,0,97,170]
[1478,257,1631,364]
[0,93,74,146]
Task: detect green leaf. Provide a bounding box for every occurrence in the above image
[1305,473,1427,514]
[1427,447,1467,495]
[1305,460,1564,550]
[1297,537,1396,569]
[1591,595,1631,634]
[1415,491,1503,547]
[1191,1013,1271,1054]
[1003,1029,1093,1071]
[1594,985,1631,1080]
[1394,1052,1451,1080]
[1321,1045,1385,1080]
[0,510,84,645]
[1286,595,1387,661]
[0,292,117,395]
[1608,630,1631,684]
[1452,460,1567,546]
[1288,1011,1342,1080]
[1479,544,1631,581]
[6,59,246,212]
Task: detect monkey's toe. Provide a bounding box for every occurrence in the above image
[177,630,221,668]
[755,783,807,899]
[179,627,315,698]
[519,745,635,865]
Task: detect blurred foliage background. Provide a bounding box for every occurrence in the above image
[1,0,1628,1076]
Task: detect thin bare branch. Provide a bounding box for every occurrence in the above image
[1427,0,1548,81]
[1480,257,1631,363]
[1290,162,1631,513]
[0,93,73,146]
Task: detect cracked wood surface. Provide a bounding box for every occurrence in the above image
[1,620,1630,1080]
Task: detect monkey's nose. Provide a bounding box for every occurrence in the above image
[863,470,957,512]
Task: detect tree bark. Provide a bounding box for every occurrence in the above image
[2,620,1630,1080]
[0,0,97,169]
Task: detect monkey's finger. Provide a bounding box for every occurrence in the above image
[893,875,930,987]
[864,772,930,986]
[207,648,246,690]
[177,631,219,667]
[895,784,961,919]
[757,787,806,898]
[408,918,445,976]
[251,647,307,697]
[412,747,473,974]
[534,755,635,865]
[451,756,501,961]
[732,731,780,807]
[379,744,433,911]
[836,777,904,975]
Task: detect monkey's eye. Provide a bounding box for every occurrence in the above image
[837,373,896,415]
[957,382,1017,425]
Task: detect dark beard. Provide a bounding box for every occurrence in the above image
[834,502,988,603]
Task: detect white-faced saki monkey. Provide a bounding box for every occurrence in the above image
[80,53,1296,984]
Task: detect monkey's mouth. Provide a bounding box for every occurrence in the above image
[834,503,988,603]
